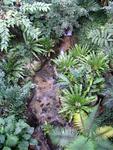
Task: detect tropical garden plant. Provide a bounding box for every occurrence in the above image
[49,106,113,150]
[0,0,113,150]
[0,115,37,150]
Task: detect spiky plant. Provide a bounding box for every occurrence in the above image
[23,34,47,59]
[0,53,25,83]
[60,84,95,119]
[53,53,76,73]
[69,44,90,59]
[78,52,109,76]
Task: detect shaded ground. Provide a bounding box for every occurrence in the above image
[29,61,63,124]
[27,61,64,150]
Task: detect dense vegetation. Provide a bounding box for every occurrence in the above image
[1,0,113,150]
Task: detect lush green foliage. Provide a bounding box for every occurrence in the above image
[0,53,25,83]
[49,107,113,150]
[0,115,37,150]
[60,84,94,118]
[38,0,100,37]
[1,0,113,150]
[0,1,50,52]
[53,44,108,121]
[0,70,33,116]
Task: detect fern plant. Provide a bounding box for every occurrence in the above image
[40,0,100,37]
[88,23,113,50]
[0,1,50,51]
[21,1,51,13]
[49,107,113,150]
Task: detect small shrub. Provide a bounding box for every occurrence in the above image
[0,115,37,150]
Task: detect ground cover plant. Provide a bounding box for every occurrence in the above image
[1,0,113,150]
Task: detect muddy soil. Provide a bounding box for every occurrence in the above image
[27,61,64,150]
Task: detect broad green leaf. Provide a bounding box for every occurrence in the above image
[6,135,19,147]
[0,135,5,144]
[18,141,29,150]
[3,147,11,150]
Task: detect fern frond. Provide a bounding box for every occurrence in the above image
[49,127,76,147]
[65,136,94,150]
[0,19,10,51]
[21,2,51,13]
[77,0,100,12]
[0,1,50,51]
[88,25,113,49]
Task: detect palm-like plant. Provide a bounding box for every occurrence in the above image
[69,44,90,59]
[53,53,76,73]
[60,84,95,118]
[78,52,109,75]
[23,34,47,59]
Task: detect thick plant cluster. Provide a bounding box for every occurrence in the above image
[0,1,50,51]
[54,44,108,119]
[0,0,52,149]
[0,69,33,116]
[1,0,113,150]
[0,115,37,150]
[39,0,100,37]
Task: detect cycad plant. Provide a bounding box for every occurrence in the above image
[58,66,105,96]
[69,44,90,59]
[60,84,95,119]
[78,52,109,76]
[53,53,76,73]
